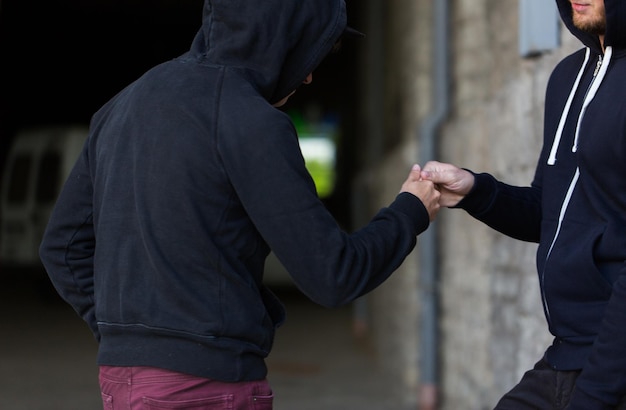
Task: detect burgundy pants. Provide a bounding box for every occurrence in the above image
[99,366,273,410]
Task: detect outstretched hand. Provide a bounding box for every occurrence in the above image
[420,161,475,207]
[400,164,440,221]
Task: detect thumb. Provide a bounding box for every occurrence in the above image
[410,164,423,181]
[420,169,434,181]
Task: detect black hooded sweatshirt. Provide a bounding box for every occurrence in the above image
[458,0,626,408]
[38,0,430,382]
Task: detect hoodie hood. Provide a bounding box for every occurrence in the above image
[189,0,348,105]
[556,0,626,52]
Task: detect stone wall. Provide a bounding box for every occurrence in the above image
[438,3,579,408]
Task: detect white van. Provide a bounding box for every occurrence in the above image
[1,125,88,269]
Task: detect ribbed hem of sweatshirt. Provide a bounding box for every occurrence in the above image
[390,192,430,236]
[97,324,268,382]
[453,171,498,216]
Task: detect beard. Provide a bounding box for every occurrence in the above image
[573,13,606,36]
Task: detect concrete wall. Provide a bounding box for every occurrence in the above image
[355,1,582,408]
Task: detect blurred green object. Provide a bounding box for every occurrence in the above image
[304,157,335,198]
[289,108,338,198]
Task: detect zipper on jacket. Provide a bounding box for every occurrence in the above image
[593,55,602,76]
[579,55,602,109]
[573,53,607,153]
[540,167,580,325]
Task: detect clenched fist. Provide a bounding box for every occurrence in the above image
[400,164,441,221]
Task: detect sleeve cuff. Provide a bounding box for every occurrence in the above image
[454,170,498,216]
[389,192,430,236]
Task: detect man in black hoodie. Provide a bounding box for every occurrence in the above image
[422,0,626,409]
[38,0,440,408]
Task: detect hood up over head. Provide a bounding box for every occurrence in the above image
[189,0,353,105]
[556,0,626,52]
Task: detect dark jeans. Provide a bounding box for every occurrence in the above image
[494,358,626,410]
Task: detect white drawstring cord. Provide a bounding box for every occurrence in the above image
[547,48,590,165]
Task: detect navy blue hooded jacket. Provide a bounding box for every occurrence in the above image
[38,0,430,382]
[458,0,626,407]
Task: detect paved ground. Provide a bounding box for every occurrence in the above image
[0,270,403,410]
